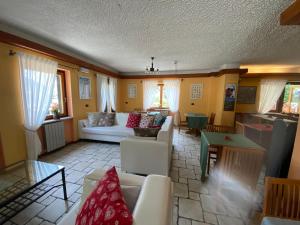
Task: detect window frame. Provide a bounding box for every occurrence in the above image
[271,82,300,115]
[45,70,68,120]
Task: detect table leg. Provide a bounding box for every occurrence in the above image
[61,169,68,200]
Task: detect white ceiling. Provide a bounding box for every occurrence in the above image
[0,0,299,74]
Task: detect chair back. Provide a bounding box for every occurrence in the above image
[235,121,245,135]
[208,113,216,125]
[218,146,265,190]
[205,125,235,133]
[263,177,300,219]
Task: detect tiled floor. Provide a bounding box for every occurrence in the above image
[5,129,264,225]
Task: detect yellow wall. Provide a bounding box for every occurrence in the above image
[118,79,143,112]
[0,42,111,166]
[0,43,27,165]
[118,74,239,127]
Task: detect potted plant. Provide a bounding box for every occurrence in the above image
[50,103,60,119]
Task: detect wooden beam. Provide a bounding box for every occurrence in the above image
[120,69,248,79]
[280,0,300,25]
[240,73,300,78]
[0,30,119,77]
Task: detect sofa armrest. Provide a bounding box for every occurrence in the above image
[133,175,172,225]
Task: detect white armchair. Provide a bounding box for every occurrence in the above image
[120,116,174,176]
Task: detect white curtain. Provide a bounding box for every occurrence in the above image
[143,80,159,110]
[109,77,117,112]
[18,53,58,160]
[164,79,181,125]
[258,79,287,114]
[96,74,109,112]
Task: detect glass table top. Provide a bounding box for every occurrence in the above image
[0,160,64,205]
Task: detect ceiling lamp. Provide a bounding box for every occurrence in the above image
[145,57,159,74]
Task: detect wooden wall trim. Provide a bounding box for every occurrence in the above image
[0,133,5,169]
[120,69,248,79]
[0,30,119,78]
[280,0,300,25]
[240,73,300,79]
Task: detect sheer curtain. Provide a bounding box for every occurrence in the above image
[164,79,181,125]
[109,77,117,112]
[18,53,58,160]
[258,79,287,114]
[96,74,109,112]
[143,80,158,110]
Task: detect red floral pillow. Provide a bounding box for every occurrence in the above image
[75,167,133,225]
[126,113,141,128]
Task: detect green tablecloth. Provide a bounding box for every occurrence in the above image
[200,131,265,179]
[186,113,208,129]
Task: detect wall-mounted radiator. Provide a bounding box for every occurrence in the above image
[44,121,65,152]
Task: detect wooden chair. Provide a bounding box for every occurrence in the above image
[205,125,236,174]
[235,121,245,135]
[208,112,216,125]
[218,146,265,190]
[263,177,300,220]
[178,111,188,133]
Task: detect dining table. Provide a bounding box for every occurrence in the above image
[200,131,265,180]
[185,113,208,130]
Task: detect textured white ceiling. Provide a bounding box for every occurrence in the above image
[0,0,299,74]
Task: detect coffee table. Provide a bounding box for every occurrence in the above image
[0,160,67,224]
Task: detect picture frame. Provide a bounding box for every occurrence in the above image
[79,76,91,99]
[128,83,137,98]
[224,83,237,111]
[237,86,257,104]
[190,83,203,99]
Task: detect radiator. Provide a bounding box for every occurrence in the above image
[44,121,65,152]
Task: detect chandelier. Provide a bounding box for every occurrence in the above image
[145,57,159,74]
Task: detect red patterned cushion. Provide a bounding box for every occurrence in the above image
[139,114,155,128]
[126,113,141,128]
[75,167,133,225]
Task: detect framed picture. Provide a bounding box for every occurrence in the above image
[128,84,137,98]
[79,76,91,99]
[191,83,203,99]
[237,86,257,104]
[224,83,237,111]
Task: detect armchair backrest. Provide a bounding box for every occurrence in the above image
[263,177,300,220]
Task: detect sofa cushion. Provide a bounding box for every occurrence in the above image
[126,113,141,128]
[98,113,115,127]
[115,113,129,126]
[134,127,160,137]
[82,126,134,137]
[75,167,133,225]
[153,113,167,126]
[87,112,101,127]
[139,114,155,128]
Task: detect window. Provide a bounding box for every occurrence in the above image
[47,70,68,118]
[272,83,300,114]
[151,84,169,108]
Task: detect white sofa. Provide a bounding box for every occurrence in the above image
[78,113,133,142]
[78,113,173,143]
[120,116,174,176]
[58,169,173,225]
